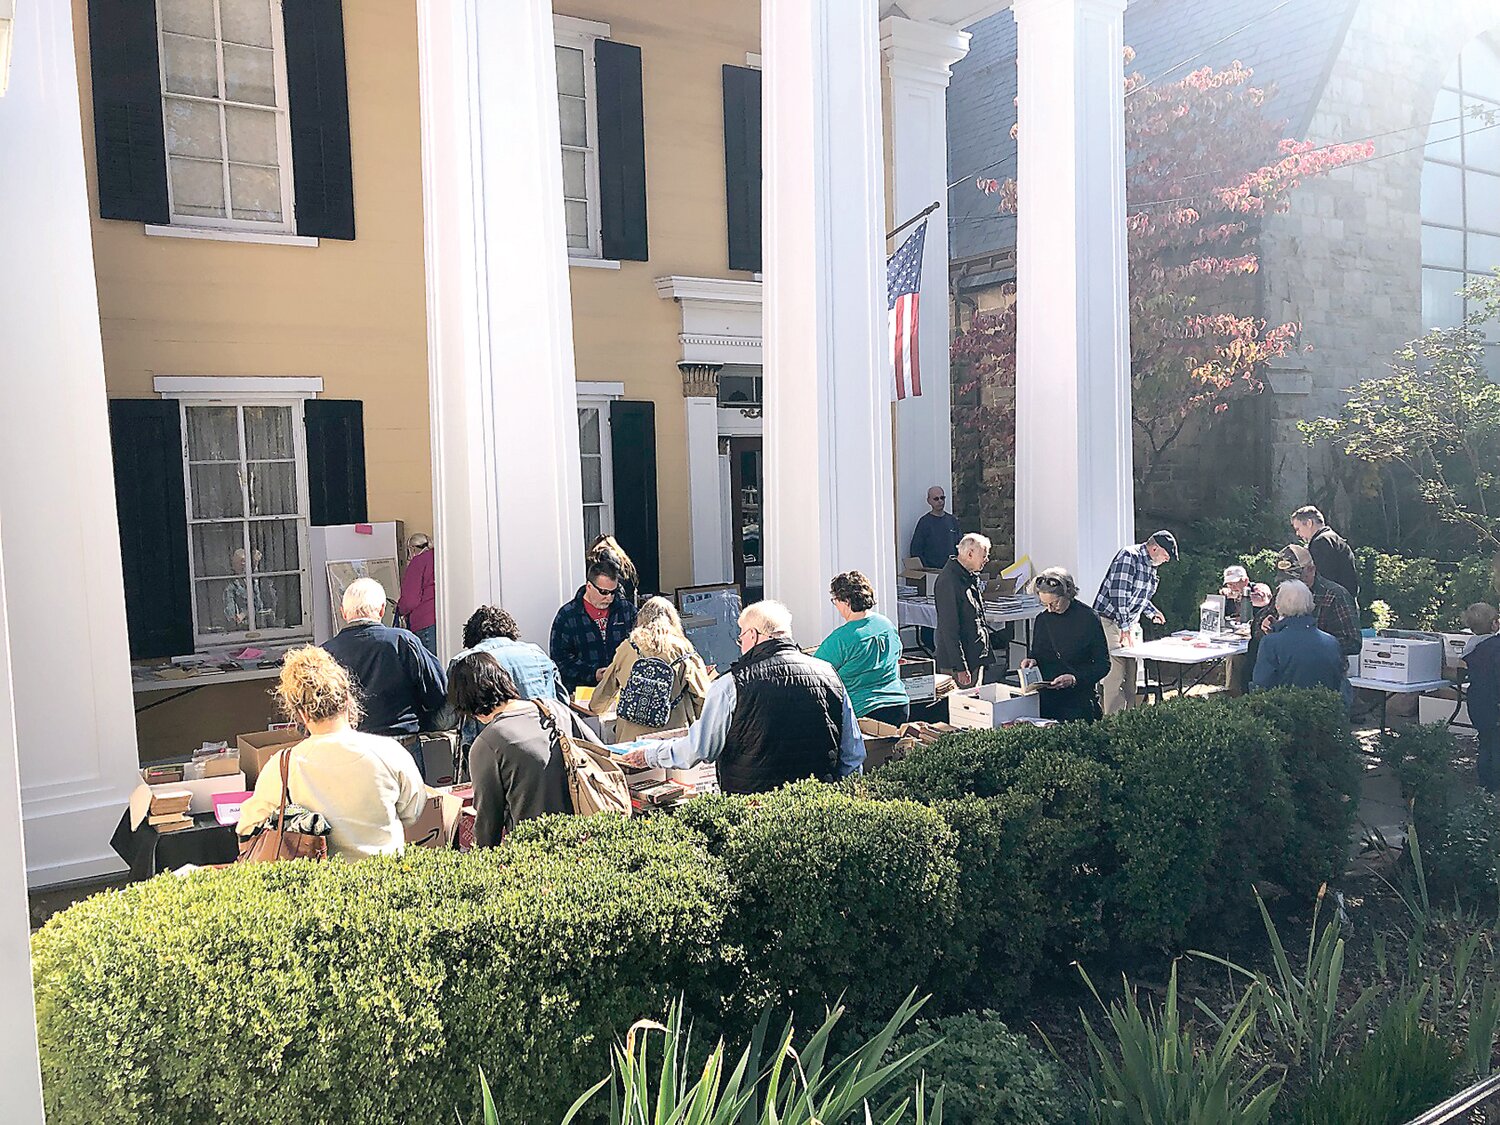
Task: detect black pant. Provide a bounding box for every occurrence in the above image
[864,702,911,727]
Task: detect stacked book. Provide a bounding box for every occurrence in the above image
[147,790,193,834]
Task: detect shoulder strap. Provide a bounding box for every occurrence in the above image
[276,747,293,834]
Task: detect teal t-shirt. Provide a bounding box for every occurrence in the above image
[813,612,907,717]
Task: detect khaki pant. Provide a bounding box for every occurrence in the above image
[1101,619,1142,714]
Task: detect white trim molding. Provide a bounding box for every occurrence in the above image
[568,256,621,270]
[554,13,610,39]
[655,275,764,365]
[577,380,625,397]
[153,375,324,398]
[144,224,319,248]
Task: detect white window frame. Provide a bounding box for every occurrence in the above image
[577,389,619,542]
[155,0,299,233]
[155,377,320,650]
[554,14,609,260]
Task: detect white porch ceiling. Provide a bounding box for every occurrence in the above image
[879,0,1013,29]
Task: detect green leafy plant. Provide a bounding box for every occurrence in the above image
[559,992,946,1125]
[1192,889,1376,1082]
[892,1010,1079,1125]
[1080,962,1281,1125]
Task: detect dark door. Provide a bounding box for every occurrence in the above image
[728,437,763,603]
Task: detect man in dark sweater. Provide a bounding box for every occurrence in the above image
[1291,506,1361,605]
[934,533,993,687]
[910,485,962,569]
[322,577,448,738]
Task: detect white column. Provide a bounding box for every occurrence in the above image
[416,0,584,651]
[1012,0,1133,598]
[0,0,140,889]
[682,366,731,585]
[762,0,895,641]
[881,17,970,560]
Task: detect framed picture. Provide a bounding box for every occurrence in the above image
[675,583,744,675]
[327,558,400,634]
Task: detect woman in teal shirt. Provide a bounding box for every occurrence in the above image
[814,571,909,725]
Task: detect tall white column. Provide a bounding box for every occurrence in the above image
[416,0,584,651]
[0,0,140,889]
[682,366,731,586]
[762,0,895,641]
[881,18,970,560]
[1012,0,1133,598]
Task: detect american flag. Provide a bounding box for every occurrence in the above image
[887,221,926,400]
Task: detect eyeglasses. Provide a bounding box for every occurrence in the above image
[587,581,618,599]
[738,626,762,642]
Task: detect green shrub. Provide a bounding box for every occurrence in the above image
[1359,550,1450,630]
[32,817,732,1125]
[1390,723,1463,835]
[677,782,960,1030]
[1095,698,1285,951]
[1450,555,1500,617]
[892,1011,1080,1125]
[1289,995,1459,1125]
[1425,790,1500,904]
[1235,688,1360,894]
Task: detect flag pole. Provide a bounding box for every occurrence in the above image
[886,200,940,243]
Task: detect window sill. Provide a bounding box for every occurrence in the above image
[144,224,319,248]
[569,256,621,271]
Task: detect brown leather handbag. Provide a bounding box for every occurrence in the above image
[237,748,329,864]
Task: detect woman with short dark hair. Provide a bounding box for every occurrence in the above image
[1020,567,1110,722]
[814,570,908,726]
[447,652,606,845]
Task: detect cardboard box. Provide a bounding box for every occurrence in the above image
[946,683,1041,729]
[236,729,305,788]
[899,656,937,703]
[418,731,459,786]
[1360,636,1444,685]
[1418,692,1471,728]
[404,786,464,849]
[858,717,906,771]
[140,771,248,815]
[899,558,943,597]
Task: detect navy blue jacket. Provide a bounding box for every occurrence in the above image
[910,512,962,570]
[1467,633,1500,731]
[549,587,638,693]
[1251,615,1351,706]
[323,620,449,736]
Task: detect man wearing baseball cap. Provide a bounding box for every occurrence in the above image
[1265,543,1361,657]
[1093,530,1178,713]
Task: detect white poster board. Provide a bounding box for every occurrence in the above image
[676,583,743,675]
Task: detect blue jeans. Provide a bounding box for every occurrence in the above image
[415,625,438,657]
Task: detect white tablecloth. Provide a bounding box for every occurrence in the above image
[896,597,1042,630]
[1109,633,1248,666]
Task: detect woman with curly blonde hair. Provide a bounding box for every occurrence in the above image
[237,646,427,860]
[591,596,712,739]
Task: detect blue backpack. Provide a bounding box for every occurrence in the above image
[616,641,685,728]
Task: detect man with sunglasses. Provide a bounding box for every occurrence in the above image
[548,560,639,695]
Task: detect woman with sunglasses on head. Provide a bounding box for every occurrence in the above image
[1020,567,1110,722]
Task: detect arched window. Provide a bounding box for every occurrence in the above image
[1422,30,1500,375]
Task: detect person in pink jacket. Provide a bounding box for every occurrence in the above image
[397,533,438,655]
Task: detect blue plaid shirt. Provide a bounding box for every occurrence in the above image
[1092,544,1162,630]
[549,587,638,693]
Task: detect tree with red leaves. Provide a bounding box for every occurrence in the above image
[953,56,1373,546]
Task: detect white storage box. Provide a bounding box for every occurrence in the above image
[946,683,1041,729]
[1441,632,1478,668]
[1360,637,1444,685]
[142,771,248,815]
[1418,694,1470,728]
[899,656,937,703]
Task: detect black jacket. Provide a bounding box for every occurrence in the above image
[1308,527,1360,603]
[1029,600,1110,721]
[933,558,990,676]
[718,638,845,794]
[322,621,448,736]
[1467,633,1500,731]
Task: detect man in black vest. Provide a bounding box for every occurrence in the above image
[619,600,865,794]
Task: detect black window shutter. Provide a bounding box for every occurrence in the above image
[609,401,660,596]
[304,399,368,525]
[283,0,356,240]
[595,40,649,262]
[108,400,193,659]
[722,65,762,273]
[87,0,170,224]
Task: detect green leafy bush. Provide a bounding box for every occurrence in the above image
[1425,790,1500,904]
[1390,723,1463,833]
[892,1011,1080,1125]
[1235,688,1359,894]
[1359,550,1450,629]
[32,817,731,1124]
[677,782,960,1029]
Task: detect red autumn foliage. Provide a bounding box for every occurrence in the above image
[954,57,1374,511]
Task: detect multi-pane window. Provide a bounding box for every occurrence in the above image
[157,0,295,229]
[577,402,615,542]
[555,17,602,256]
[181,402,311,644]
[1422,32,1500,376]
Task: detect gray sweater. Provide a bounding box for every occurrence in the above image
[469,700,604,846]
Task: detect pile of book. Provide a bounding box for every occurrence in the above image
[147,790,193,834]
[627,777,692,814]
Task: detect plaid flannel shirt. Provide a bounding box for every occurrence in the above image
[549,588,638,692]
[1092,544,1161,630]
[1311,576,1362,656]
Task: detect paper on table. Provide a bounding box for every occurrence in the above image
[1002,556,1032,586]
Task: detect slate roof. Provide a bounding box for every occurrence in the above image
[945,0,1361,263]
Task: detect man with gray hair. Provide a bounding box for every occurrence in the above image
[1250,579,1351,706]
[619,599,864,793]
[323,577,448,751]
[934,533,993,687]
